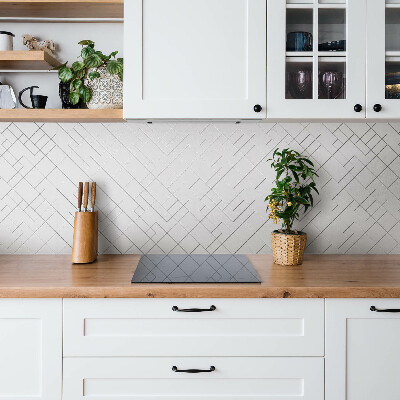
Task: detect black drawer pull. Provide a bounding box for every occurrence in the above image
[172,366,215,373]
[370,306,400,313]
[172,305,216,312]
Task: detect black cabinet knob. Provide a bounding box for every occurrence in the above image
[354,104,362,112]
[373,104,382,112]
[254,104,262,113]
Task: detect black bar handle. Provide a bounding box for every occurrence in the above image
[172,366,215,373]
[370,306,400,313]
[172,305,216,312]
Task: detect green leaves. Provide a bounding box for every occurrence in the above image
[81,45,95,59]
[88,71,100,80]
[72,61,84,71]
[78,40,95,47]
[78,85,91,102]
[265,147,319,233]
[106,59,123,75]
[68,91,80,105]
[58,66,73,83]
[84,53,103,68]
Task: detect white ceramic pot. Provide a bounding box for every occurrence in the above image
[0,31,14,51]
[84,66,123,110]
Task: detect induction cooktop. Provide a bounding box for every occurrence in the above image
[131,254,261,283]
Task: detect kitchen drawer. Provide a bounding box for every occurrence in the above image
[63,298,324,356]
[63,357,324,400]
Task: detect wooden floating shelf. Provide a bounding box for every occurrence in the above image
[0,0,123,19]
[0,51,62,70]
[0,109,124,122]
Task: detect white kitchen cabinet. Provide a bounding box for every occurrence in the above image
[326,299,400,400]
[63,298,324,357]
[0,299,62,400]
[366,0,400,118]
[124,0,266,119]
[63,357,324,400]
[267,0,366,119]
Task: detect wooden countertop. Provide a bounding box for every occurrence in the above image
[0,254,400,298]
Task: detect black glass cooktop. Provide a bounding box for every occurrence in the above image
[131,254,261,283]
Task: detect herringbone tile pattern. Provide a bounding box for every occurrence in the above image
[0,122,399,254]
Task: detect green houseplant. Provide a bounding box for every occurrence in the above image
[265,148,319,265]
[57,40,123,108]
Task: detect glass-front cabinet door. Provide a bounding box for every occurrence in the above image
[367,0,400,118]
[267,0,366,119]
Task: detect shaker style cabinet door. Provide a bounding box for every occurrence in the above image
[124,0,266,119]
[0,299,62,400]
[366,0,400,118]
[267,0,366,119]
[326,299,400,400]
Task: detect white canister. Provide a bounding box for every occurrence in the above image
[0,32,14,51]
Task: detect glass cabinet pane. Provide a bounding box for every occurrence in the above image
[318,8,346,51]
[286,61,313,99]
[386,5,400,100]
[319,59,346,99]
[286,8,313,51]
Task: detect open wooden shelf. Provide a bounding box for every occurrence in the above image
[0,109,124,122]
[0,51,62,70]
[0,0,123,19]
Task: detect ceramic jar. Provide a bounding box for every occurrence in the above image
[84,66,123,109]
[0,31,14,51]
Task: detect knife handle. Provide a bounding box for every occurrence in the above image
[91,182,96,210]
[78,182,83,211]
[83,182,89,210]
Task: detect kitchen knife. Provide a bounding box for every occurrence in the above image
[91,182,96,212]
[78,182,83,212]
[83,182,89,212]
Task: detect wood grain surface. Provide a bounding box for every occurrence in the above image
[0,254,400,298]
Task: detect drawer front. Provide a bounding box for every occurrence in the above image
[64,298,324,356]
[63,357,324,400]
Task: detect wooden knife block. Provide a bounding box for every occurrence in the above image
[72,211,98,264]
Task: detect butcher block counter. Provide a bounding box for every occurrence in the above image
[0,254,400,298]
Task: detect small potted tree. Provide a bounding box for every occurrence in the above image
[265,148,319,266]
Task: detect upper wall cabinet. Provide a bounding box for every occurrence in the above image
[367,0,400,118]
[267,0,366,119]
[124,0,266,119]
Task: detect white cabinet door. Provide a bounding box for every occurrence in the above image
[0,299,62,400]
[326,299,400,400]
[64,357,324,400]
[124,0,266,119]
[267,0,366,119]
[366,0,400,118]
[63,298,324,357]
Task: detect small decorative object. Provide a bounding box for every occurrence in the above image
[265,148,319,266]
[318,71,345,99]
[0,31,15,51]
[22,34,56,56]
[55,40,123,108]
[18,86,47,109]
[59,82,82,109]
[0,83,16,108]
[286,70,313,99]
[286,31,313,52]
[72,182,98,264]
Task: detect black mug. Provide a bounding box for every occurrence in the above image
[18,86,48,109]
[287,31,313,52]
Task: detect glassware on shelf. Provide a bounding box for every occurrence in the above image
[318,40,346,52]
[286,31,313,51]
[318,71,345,99]
[286,70,313,99]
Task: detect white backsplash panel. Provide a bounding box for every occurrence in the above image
[0,122,399,254]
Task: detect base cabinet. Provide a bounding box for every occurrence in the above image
[326,299,400,400]
[63,357,324,400]
[0,299,62,400]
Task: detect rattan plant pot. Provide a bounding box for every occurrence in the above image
[271,231,307,266]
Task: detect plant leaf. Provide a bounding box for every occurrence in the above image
[106,60,123,74]
[88,71,100,80]
[70,79,83,90]
[81,46,95,59]
[84,53,103,68]
[58,66,73,83]
[109,51,118,59]
[68,91,80,105]
[78,40,95,46]
[72,61,84,71]
[78,85,91,103]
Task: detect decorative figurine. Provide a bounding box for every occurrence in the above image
[22,34,56,56]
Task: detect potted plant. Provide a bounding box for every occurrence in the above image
[56,40,123,109]
[265,148,319,266]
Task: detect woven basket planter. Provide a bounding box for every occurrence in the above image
[271,231,307,266]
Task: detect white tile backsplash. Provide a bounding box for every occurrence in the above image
[0,121,399,254]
